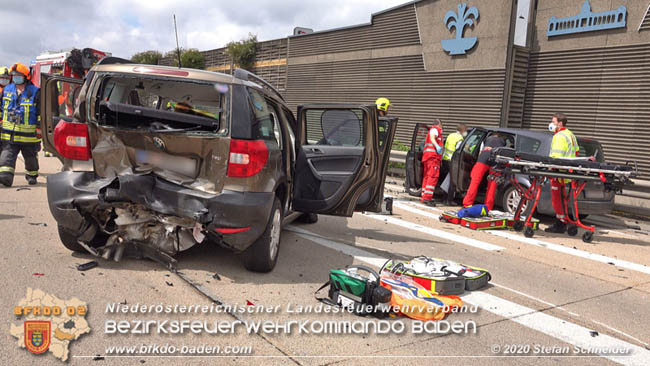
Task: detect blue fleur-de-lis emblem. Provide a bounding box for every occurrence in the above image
[441,3,480,55]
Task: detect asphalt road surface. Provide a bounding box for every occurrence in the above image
[2,153,650,365]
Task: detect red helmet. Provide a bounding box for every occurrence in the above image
[10,63,31,80]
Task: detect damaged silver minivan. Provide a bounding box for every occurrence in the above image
[40,59,397,272]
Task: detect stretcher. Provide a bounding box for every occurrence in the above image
[490,148,638,243]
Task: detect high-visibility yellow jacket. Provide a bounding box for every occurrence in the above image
[550,128,579,158]
[550,128,579,184]
[442,132,464,161]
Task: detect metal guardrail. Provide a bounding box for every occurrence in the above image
[390,150,407,164]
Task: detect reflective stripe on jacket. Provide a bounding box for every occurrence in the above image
[550,128,579,158]
[423,125,443,161]
[442,132,464,161]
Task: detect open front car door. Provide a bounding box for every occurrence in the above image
[292,104,390,216]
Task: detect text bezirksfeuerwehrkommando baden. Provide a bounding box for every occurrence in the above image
[104,303,479,335]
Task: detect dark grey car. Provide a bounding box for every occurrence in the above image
[405,125,614,216]
[40,61,397,273]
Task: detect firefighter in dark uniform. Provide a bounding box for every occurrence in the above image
[0,63,41,187]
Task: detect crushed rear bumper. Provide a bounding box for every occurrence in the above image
[47,171,273,251]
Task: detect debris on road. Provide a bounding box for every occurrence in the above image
[590,330,599,337]
[16,187,30,191]
[212,272,221,281]
[165,281,174,287]
[77,261,99,271]
[28,222,47,227]
[32,273,45,276]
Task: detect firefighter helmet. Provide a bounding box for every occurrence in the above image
[375,97,390,112]
[10,63,31,80]
[0,67,9,86]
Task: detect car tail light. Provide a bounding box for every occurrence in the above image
[215,227,250,234]
[53,120,92,161]
[227,139,268,177]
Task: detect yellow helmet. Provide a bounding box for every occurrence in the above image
[0,67,9,87]
[375,97,390,112]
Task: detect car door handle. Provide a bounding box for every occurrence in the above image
[307,147,324,154]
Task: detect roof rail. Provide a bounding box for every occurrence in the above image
[96,57,132,66]
[233,68,285,101]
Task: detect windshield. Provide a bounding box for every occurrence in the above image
[577,138,605,162]
[94,74,225,133]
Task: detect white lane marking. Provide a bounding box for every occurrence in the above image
[363,212,505,251]
[463,291,650,366]
[489,230,650,275]
[287,226,650,365]
[393,202,649,348]
[384,183,405,192]
[592,320,650,348]
[394,201,441,220]
[401,202,650,276]
[285,226,387,268]
[489,282,576,315]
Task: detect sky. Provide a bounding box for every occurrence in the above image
[0,0,409,67]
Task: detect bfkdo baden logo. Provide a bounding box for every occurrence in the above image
[11,289,91,362]
[25,320,51,354]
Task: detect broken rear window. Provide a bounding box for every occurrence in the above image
[94,75,225,133]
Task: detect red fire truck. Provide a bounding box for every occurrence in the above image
[31,48,110,155]
[30,48,111,87]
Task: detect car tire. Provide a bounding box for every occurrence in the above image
[242,198,282,273]
[404,172,421,197]
[501,185,532,217]
[297,212,318,224]
[58,224,106,253]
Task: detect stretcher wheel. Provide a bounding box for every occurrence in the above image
[582,232,594,243]
[567,225,578,237]
[513,221,524,232]
[524,226,534,238]
[439,216,447,223]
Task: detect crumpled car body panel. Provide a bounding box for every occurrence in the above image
[47,171,274,252]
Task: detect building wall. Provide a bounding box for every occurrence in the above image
[185,0,650,178]
[159,39,288,91]
[286,0,515,145]
[523,0,650,177]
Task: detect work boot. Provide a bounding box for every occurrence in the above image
[544,219,567,233]
[424,200,437,207]
[0,175,12,187]
[26,176,37,185]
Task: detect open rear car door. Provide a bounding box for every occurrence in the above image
[405,123,432,196]
[292,105,394,216]
[39,73,84,162]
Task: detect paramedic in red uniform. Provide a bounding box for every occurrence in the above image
[420,119,443,206]
[462,134,506,210]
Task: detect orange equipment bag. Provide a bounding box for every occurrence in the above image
[379,271,462,321]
